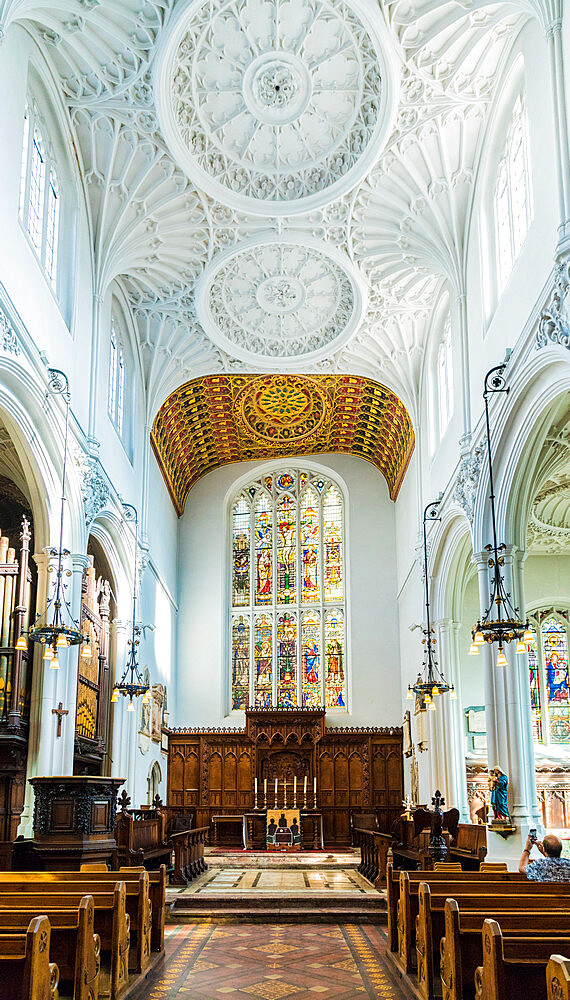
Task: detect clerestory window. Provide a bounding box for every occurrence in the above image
[19,102,60,291]
[494,94,533,294]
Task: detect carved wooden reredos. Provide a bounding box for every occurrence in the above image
[168,708,403,845]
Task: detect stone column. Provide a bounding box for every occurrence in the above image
[432,619,470,821]
[52,552,90,775]
[473,549,541,862]
[545,5,570,247]
[109,619,129,782]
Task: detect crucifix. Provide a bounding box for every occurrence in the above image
[52,702,69,738]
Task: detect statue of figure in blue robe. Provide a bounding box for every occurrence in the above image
[489,766,509,821]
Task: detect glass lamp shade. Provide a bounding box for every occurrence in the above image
[127,700,135,713]
[432,685,440,696]
[449,686,457,700]
[56,634,69,649]
[111,688,119,703]
[15,635,27,651]
[474,631,485,645]
[406,687,413,700]
[43,646,54,661]
[81,645,92,660]
[50,655,59,670]
[516,640,526,654]
[523,628,533,643]
[496,648,508,667]
[428,700,436,711]
[424,693,432,704]
[469,642,479,655]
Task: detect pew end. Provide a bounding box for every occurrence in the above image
[547,955,570,1000]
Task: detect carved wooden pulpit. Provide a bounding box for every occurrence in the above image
[27,775,125,869]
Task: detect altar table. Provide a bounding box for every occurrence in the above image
[243,811,324,850]
[211,814,244,846]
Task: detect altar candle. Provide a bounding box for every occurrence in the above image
[314,777,317,795]
[304,776,307,795]
[254,777,258,794]
[275,778,278,797]
[294,776,297,795]
[264,778,267,796]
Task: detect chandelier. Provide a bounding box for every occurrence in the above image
[111,503,150,712]
[15,370,91,669]
[407,500,456,710]
[469,363,531,666]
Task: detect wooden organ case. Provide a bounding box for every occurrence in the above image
[167,708,403,845]
[74,555,112,774]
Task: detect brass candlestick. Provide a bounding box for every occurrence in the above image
[303,784,307,810]
[293,780,297,810]
[283,779,287,809]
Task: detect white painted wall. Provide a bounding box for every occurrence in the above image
[175,453,401,728]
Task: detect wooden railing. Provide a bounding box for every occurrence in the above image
[170,827,209,886]
[356,828,393,888]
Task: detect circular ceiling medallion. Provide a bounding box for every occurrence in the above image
[155,0,397,214]
[195,234,366,367]
[234,375,329,444]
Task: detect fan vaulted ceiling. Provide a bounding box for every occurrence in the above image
[0,0,537,495]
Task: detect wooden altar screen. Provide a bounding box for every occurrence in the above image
[167,708,403,846]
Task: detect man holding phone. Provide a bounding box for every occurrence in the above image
[519,831,570,880]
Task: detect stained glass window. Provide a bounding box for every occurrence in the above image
[526,626,542,743]
[230,469,346,710]
[527,610,570,747]
[302,611,321,707]
[232,616,249,710]
[19,102,61,290]
[542,615,570,745]
[495,94,532,293]
[325,611,345,708]
[232,495,250,606]
[254,613,272,707]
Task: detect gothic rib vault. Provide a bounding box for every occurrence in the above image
[151,374,415,514]
[0,0,544,473]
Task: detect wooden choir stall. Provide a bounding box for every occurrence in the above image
[167,707,404,848]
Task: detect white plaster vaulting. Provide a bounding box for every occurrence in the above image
[0,0,545,415]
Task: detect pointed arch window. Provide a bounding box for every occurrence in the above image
[437,315,454,438]
[230,469,347,711]
[108,318,125,437]
[526,609,570,746]
[494,94,532,293]
[19,102,61,289]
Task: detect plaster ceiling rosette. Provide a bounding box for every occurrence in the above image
[154,0,398,214]
[151,373,415,513]
[195,235,366,366]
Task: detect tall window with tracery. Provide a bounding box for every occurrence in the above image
[494,94,532,293]
[437,315,453,438]
[526,609,570,746]
[231,469,346,711]
[108,318,125,437]
[19,102,60,290]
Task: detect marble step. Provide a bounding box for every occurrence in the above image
[170,892,386,924]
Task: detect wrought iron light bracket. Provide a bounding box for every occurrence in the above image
[469,363,531,664]
[112,504,150,710]
[407,499,456,709]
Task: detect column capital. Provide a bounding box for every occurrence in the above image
[70,552,90,571]
[434,618,462,634]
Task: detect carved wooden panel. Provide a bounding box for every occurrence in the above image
[167,715,402,846]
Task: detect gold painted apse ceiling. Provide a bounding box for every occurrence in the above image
[151,375,415,515]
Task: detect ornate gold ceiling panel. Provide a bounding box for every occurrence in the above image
[151,374,415,514]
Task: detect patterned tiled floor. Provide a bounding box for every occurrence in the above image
[143,923,407,999]
[180,869,373,896]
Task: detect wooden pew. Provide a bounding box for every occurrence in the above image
[78,866,165,953]
[0,873,150,975]
[449,824,487,869]
[115,807,170,870]
[168,828,208,886]
[386,863,525,956]
[547,955,570,999]
[0,915,58,1000]
[440,898,570,1000]
[397,871,570,974]
[474,919,570,1000]
[357,829,393,888]
[0,895,99,1000]
[0,883,129,1000]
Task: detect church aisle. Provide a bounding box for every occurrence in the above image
[140,922,409,999]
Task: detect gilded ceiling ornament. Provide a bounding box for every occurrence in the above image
[155,0,396,214]
[151,374,415,514]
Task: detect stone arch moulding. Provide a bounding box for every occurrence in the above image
[431,510,475,623]
[471,349,570,555]
[150,373,415,516]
